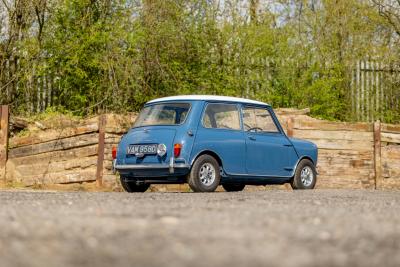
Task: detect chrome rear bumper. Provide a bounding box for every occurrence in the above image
[113,157,189,174]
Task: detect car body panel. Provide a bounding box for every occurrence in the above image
[289,137,318,165]
[191,127,246,175]
[245,132,298,177]
[114,95,318,185]
[118,128,176,165]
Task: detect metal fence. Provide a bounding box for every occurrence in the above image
[351,60,400,122]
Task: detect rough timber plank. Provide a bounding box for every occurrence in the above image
[293,119,372,132]
[317,159,373,169]
[317,166,374,176]
[381,123,400,133]
[381,132,400,144]
[382,146,400,179]
[308,139,374,151]
[382,145,400,159]
[379,179,400,189]
[8,133,99,158]
[105,136,121,144]
[7,145,98,166]
[382,165,400,179]
[15,156,98,176]
[16,168,97,186]
[316,176,365,189]
[317,148,373,161]
[9,123,98,148]
[293,129,373,141]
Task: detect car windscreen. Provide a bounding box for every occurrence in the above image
[133,102,191,127]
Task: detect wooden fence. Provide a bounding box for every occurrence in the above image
[1,105,400,190]
[3,112,133,187]
[282,115,400,189]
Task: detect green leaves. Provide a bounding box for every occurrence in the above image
[1,0,399,122]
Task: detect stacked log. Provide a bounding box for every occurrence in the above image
[284,117,375,189]
[3,109,400,190]
[101,114,136,187]
[6,120,100,186]
[380,123,400,189]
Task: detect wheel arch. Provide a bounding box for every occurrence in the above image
[292,156,316,176]
[190,150,224,169]
[298,156,315,165]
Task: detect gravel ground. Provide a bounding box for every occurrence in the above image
[0,189,399,267]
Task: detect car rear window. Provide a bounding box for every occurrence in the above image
[133,103,190,127]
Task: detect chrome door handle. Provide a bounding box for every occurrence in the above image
[248,136,256,141]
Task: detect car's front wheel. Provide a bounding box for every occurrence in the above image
[222,184,245,192]
[188,155,221,192]
[120,177,150,192]
[290,159,317,190]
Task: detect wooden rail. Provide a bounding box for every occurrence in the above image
[96,115,106,187]
[373,121,382,189]
[0,105,9,180]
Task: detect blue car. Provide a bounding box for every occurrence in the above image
[113,95,318,192]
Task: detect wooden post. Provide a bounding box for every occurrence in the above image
[0,105,10,180]
[373,120,382,189]
[96,115,106,187]
[287,117,294,137]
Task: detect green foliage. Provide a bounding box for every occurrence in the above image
[0,0,399,122]
[32,106,78,121]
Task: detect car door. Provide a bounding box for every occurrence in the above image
[242,105,298,177]
[192,102,246,175]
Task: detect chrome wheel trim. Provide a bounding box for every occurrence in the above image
[199,163,216,186]
[300,166,314,187]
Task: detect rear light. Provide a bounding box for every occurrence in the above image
[174,143,182,157]
[112,146,117,159]
[157,143,167,157]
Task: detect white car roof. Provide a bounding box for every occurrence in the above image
[146,95,269,106]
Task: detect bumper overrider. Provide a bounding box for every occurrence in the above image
[113,157,190,178]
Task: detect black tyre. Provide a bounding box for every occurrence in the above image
[188,154,221,192]
[120,177,150,192]
[222,184,245,192]
[290,159,317,190]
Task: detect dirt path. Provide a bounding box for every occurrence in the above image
[0,190,399,267]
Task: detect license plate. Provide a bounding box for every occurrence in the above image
[127,144,157,155]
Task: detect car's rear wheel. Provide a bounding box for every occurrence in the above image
[188,155,221,192]
[290,159,317,190]
[222,184,245,192]
[120,177,150,192]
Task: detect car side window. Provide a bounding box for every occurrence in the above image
[242,107,279,133]
[202,103,241,130]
